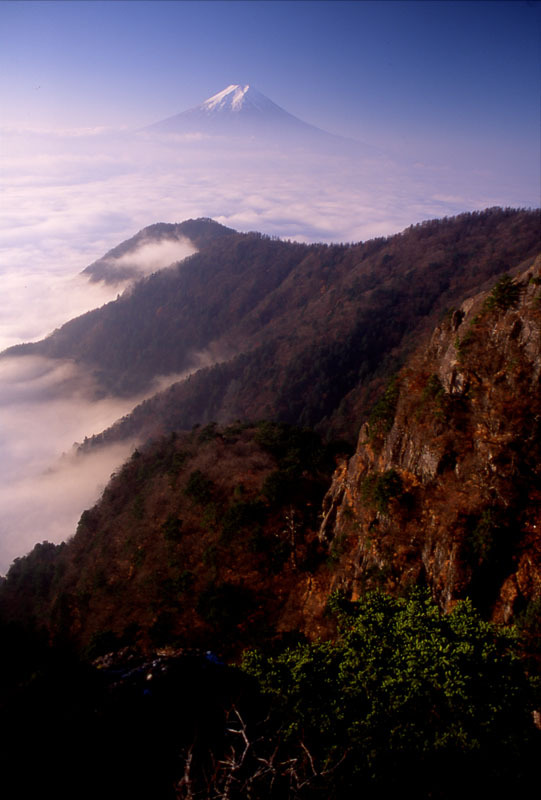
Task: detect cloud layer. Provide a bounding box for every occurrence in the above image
[0,351,219,573]
[0,355,143,571]
[3,126,530,294]
[0,125,537,572]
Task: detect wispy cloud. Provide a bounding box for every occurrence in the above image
[0,269,121,350]
[104,237,197,277]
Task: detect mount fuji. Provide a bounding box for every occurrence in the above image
[145,84,358,148]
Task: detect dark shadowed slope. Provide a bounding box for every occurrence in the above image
[2,260,541,653]
[3,208,539,442]
[83,208,541,443]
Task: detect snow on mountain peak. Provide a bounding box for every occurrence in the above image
[146,84,354,148]
[200,84,277,114]
[203,84,249,111]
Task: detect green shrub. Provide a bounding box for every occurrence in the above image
[132,493,145,519]
[261,468,296,506]
[197,421,218,442]
[484,274,522,311]
[468,508,501,560]
[361,469,404,513]
[161,570,194,598]
[516,597,541,655]
[161,514,183,542]
[419,373,448,421]
[242,589,539,794]
[221,500,266,541]
[454,327,475,360]
[368,376,400,438]
[327,531,348,564]
[254,421,328,473]
[167,450,188,478]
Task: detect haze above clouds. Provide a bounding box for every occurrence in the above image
[2,123,531,347]
[0,0,539,572]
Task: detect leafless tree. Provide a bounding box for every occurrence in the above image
[175,706,347,799]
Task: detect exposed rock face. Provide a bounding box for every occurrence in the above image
[320,257,541,621]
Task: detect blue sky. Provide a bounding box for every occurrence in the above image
[2,0,540,156]
[0,0,540,571]
[0,0,539,284]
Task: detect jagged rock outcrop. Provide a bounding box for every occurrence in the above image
[320,257,541,621]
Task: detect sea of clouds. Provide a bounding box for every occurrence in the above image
[0,124,536,572]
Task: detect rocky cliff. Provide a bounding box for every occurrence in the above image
[3,258,540,660]
[320,256,541,622]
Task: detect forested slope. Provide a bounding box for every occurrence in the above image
[1,232,541,799]
[4,209,538,446]
[74,207,541,444]
[82,217,236,284]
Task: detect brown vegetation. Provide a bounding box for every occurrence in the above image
[321,257,541,626]
[0,423,344,656]
[5,208,539,446]
[1,211,541,800]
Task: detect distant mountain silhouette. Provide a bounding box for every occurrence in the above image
[144,83,361,149]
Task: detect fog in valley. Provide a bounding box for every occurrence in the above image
[0,115,537,573]
[0,355,136,571]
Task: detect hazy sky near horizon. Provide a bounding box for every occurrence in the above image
[2,0,540,151]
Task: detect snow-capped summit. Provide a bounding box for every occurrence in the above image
[144,83,352,149]
[200,84,283,115]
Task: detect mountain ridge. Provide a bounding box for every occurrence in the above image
[82,218,236,285]
[1,208,540,799]
[1,256,539,650]
[3,208,539,442]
